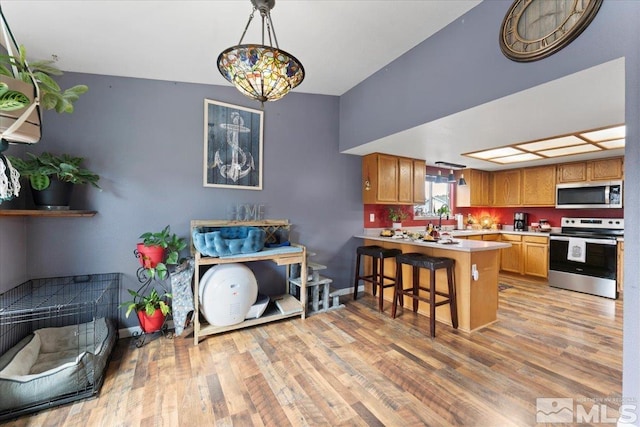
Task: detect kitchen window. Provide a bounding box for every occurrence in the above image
[414,181,452,219]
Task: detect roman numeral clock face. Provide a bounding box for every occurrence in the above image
[499,0,603,62]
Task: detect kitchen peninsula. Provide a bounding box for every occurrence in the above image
[355,232,511,332]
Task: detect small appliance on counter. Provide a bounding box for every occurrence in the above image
[514,212,528,231]
[539,219,551,231]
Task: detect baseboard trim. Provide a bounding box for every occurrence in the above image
[329,285,364,297]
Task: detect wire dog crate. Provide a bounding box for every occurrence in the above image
[0,273,121,420]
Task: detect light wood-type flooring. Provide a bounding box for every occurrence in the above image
[4,274,623,426]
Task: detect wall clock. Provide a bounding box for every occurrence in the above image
[499,0,603,62]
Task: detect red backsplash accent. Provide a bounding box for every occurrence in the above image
[364,204,622,229]
[364,204,457,228]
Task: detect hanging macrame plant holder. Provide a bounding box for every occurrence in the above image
[0,6,41,202]
[0,6,42,145]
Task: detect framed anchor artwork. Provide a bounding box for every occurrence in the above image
[203,99,264,190]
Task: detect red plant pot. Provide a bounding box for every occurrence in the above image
[136,243,165,268]
[137,309,166,333]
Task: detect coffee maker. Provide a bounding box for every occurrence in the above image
[514,212,528,231]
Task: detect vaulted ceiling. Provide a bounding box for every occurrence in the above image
[2,1,624,169]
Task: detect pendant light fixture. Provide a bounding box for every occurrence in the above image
[217,0,305,104]
[435,161,467,186]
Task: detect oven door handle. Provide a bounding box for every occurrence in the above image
[550,235,618,245]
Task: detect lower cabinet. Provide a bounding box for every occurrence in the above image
[500,234,523,274]
[499,233,549,278]
[523,235,549,278]
[461,233,499,241]
[482,234,500,241]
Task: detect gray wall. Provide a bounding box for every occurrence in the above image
[1,0,638,417]
[340,0,640,420]
[1,74,362,327]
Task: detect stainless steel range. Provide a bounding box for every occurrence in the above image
[548,217,623,299]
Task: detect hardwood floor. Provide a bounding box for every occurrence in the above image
[5,275,623,426]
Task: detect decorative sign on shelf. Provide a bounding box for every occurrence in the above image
[227,203,265,221]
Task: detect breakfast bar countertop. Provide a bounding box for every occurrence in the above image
[354,234,512,253]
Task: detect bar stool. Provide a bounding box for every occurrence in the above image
[353,245,402,312]
[392,253,458,337]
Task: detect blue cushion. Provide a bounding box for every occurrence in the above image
[192,226,266,257]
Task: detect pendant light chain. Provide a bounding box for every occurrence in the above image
[266,13,278,48]
[237,8,256,45]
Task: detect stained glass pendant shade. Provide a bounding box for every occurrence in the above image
[217,0,304,103]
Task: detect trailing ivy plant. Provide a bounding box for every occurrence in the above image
[0,45,88,113]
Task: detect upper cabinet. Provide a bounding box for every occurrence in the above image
[413,160,426,204]
[522,165,556,206]
[557,157,624,183]
[557,162,587,183]
[589,157,624,181]
[456,169,490,207]
[362,153,425,205]
[492,170,521,206]
[398,157,413,203]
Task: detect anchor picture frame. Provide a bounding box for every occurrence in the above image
[203,99,264,190]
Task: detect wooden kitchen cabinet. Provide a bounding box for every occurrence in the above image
[589,157,624,181]
[482,234,500,241]
[492,170,521,206]
[398,157,413,203]
[523,235,549,278]
[522,165,556,206]
[456,169,490,207]
[557,157,624,183]
[362,153,425,205]
[499,233,548,278]
[499,234,523,274]
[557,162,588,183]
[413,159,426,204]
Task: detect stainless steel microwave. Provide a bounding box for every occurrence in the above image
[556,181,623,209]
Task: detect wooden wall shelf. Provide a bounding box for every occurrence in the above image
[0,210,97,217]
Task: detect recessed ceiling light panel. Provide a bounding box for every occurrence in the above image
[516,135,584,152]
[597,138,625,149]
[467,147,523,159]
[462,123,624,165]
[492,153,542,164]
[580,125,625,142]
[538,144,602,157]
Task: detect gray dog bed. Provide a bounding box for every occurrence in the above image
[0,317,116,412]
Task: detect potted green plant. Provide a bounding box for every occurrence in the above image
[0,45,88,144]
[137,225,188,280]
[120,288,172,334]
[387,206,409,229]
[7,152,100,209]
[0,45,88,112]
